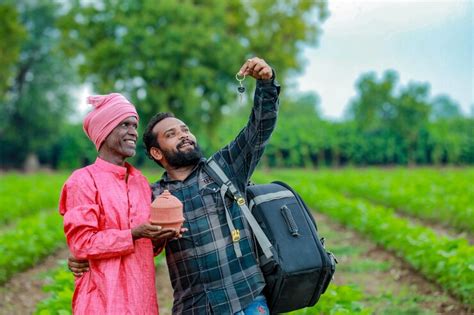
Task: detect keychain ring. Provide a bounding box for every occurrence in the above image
[235,73,246,82]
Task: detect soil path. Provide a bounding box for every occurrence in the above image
[0,246,70,315]
[341,192,474,244]
[316,213,471,314]
[155,259,174,315]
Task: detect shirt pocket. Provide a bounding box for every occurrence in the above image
[199,182,234,213]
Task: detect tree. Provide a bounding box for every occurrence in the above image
[430,95,462,121]
[0,2,26,100]
[58,0,328,152]
[217,91,322,167]
[0,1,77,169]
[347,70,399,132]
[347,70,433,164]
[392,82,431,163]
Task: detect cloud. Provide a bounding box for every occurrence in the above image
[297,0,473,119]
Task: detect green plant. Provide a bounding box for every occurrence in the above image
[286,284,371,315]
[0,210,64,284]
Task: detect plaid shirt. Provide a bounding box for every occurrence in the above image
[151,77,280,314]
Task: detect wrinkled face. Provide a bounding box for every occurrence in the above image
[100,116,138,160]
[150,117,202,168]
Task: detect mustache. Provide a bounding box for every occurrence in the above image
[177,139,196,149]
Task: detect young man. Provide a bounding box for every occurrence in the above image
[142,57,279,314]
[70,57,280,314]
[60,93,177,314]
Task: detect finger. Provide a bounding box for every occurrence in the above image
[153,230,176,239]
[159,227,176,233]
[148,225,162,232]
[151,227,173,235]
[238,58,254,75]
[68,255,81,263]
[164,229,179,236]
[73,272,83,277]
[151,230,174,237]
[247,58,269,79]
[69,261,89,267]
[70,265,88,274]
[258,67,272,79]
[246,59,258,75]
[175,228,187,238]
[239,57,259,76]
[252,62,265,74]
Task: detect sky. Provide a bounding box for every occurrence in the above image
[296,0,473,120]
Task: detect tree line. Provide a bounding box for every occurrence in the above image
[1,1,471,170]
[0,0,328,169]
[218,72,473,168]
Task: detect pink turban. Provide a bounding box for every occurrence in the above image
[83,93,139,151]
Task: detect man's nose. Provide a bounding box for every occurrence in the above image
[128,126,138,136]
[177,130,187,139]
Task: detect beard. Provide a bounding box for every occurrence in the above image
[162,142,203,168]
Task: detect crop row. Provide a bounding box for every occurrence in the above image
[286,284,371,315]
[255,171,474,306]
[35,255,168,314]
[0,209,65,284]
[306,168,474,234]
[0,173,67,226]
[34,260,370,315]
[35,261,73,315]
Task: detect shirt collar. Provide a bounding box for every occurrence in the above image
[94,157,137,179]
[160,157,207,184]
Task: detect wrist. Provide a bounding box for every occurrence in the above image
[153,239,167,254]
[131,229,140,241]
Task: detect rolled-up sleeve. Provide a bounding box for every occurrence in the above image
[60,178,134,260]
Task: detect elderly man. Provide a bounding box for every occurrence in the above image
[59,93,177,314]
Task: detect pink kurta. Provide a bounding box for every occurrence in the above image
[59,158,158,314]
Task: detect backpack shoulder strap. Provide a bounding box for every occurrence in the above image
[205,157,273,259]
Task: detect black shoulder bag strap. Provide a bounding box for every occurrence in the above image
[204,157,273,260]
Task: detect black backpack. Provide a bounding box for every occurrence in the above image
[205,158,337,314]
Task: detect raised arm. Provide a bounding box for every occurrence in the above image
[216,57,280,190]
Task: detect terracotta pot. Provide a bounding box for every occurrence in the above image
[150,190,184,231]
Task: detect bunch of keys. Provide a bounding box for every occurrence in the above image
[235,73,246,104]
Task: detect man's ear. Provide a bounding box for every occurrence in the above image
[150,147,163,162]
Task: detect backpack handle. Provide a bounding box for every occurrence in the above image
[281,205,300,237]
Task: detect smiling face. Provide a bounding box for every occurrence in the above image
[98,116,138,165]
[149,117,202,168]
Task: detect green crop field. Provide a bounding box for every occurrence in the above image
[0,168,472,314]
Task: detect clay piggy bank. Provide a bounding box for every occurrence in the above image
[150,190,184,231]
